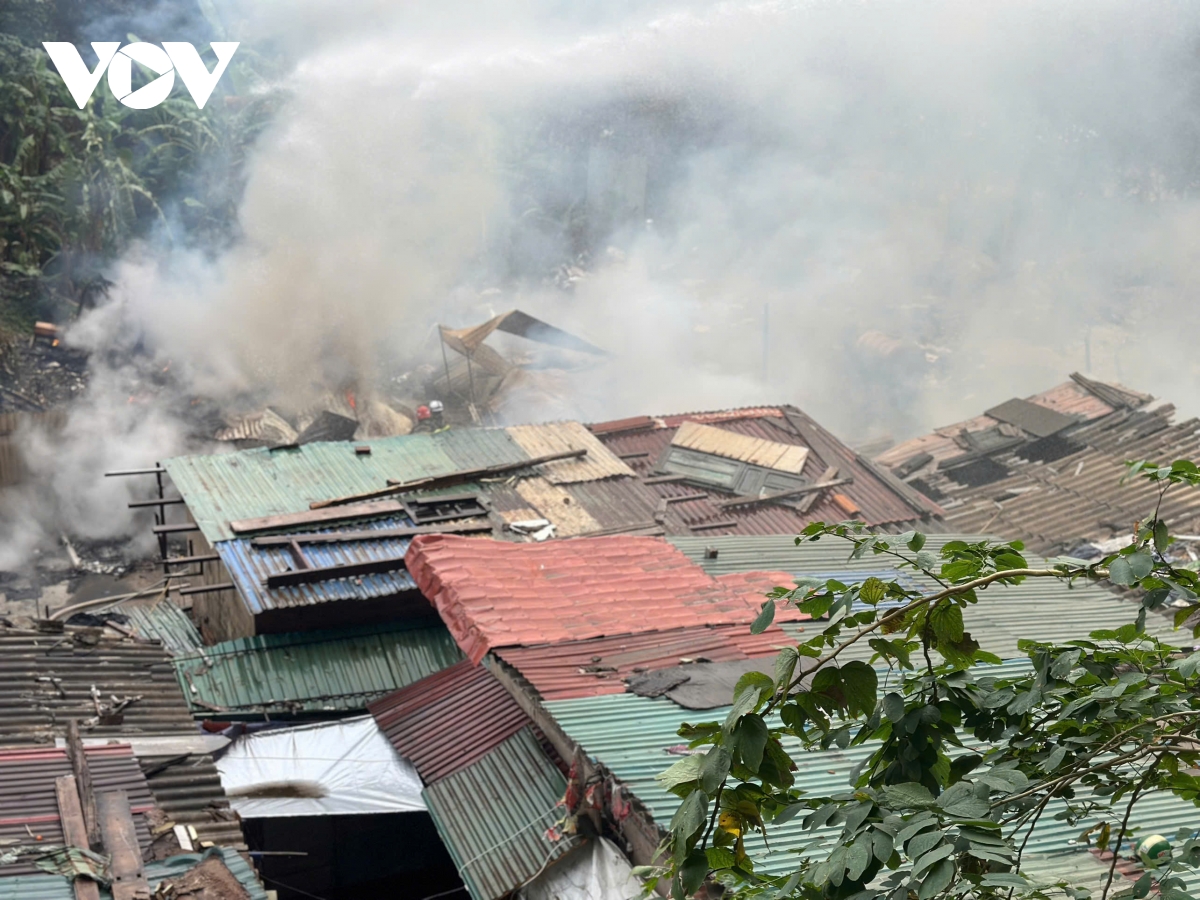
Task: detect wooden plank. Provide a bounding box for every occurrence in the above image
[126,497,186,508]
[715,476,854,510]
[264,555,407,589]
[642,473,688,484]
[65,721,99,849]
[97,790,150,900]
[249,520,492,547]
[689,519,740,531]
[310,448,589,510]
[176,582,235,596]
[163,553,221,565]
[794,466,839,514]
[664,492,708,504]
[150,523,201,535]
[55,776,101,900]
[229,499,407,534]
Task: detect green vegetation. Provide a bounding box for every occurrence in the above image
[0,9,277,335]
[654,461,1200,899]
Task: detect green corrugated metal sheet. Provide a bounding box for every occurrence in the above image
[670,534,1185,660]
[0,847,266,900]
[173,620,463,717]
[424,727,575,900]
[546,669,1200,887]
[162,428,528,543]
[111,600,204,655]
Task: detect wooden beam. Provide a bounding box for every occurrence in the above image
[97,790,150,900]
[150,523,201,535]
[715,477,854,510]
[229,499,407,534]
[176,582,235,596]
[55,776,101,900]
[163,553,220,566]
[794,466,838,514]
[250,520,493,547]
[642,473,688,485]
[664,492,708,504]
[264,555,407,589]
[127,497,186,508]
[310,448,588,510]
[65,721,99,849]
[689,519,740,531]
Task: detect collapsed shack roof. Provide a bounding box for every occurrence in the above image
[174,620,463,719]
[587,404,944,533]
[0,625,245,850]
[368,662,576,900]
[872,373,1200,555]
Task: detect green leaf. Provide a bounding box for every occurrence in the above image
[734,715,770,773]
[917,858,955,900]
[657,754,704,791]
[908,532,927,552]
[1042,745,1067,773]
[846,839,872,880]
[840,661,878,716]
[860,577,887,605]
[882,692,905,723]
[1154,520,1170,554]
[1109,556,1136,586]
[1171,651,1200,677]
[916,549,938,571]
[930,603,964,645]
[872,828,894,862]
[670,789,708,844]
[913,842,954,877]
[705,846,736,870]
[1127,549,1154,580]
[751,600,776,634]
[699,746,732,794]
[724,684,761,732]
[907,830,942,859]
[1132,872,1152,899]
[774,647,799,691]
[882,783,935,810]
[680,848,709,895]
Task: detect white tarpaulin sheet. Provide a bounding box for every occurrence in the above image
[216,716,425,818]
[519,838,644,900]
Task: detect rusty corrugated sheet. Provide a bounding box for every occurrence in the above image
[0,628,245,850]
[671,421,809,473]
[404,535,779,664]
[0,745,154,875]
[505,421,635,483]
[423,728,574,900]
[368,661,529,783]
[493,624,793,700]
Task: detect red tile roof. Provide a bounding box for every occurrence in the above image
[367,661,530,783]
[493,623,794,700]
[405,534,794,663]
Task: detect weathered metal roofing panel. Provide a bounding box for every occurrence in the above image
[0,848,267,900]
[506,421,636,483]
[108,599,204,655]
[174,620,462,717]
[0,744,155,876]
[493,624,792,701]
[423,727,574,900]
[672,421,810,473]
[163,430,511,543]
[544,687,1199,885]
[669,534,1184,660]
[216,515,419,613]
[369,661,529,783]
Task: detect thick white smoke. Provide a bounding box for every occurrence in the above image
[7,0,1200,563]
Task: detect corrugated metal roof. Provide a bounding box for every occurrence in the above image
[424,727,574,900]
[493,624,793,701]
[405,535,786,664]
[0,628,245,851]
[0,744,154,876]
[0,848,267,900]
[369,661,530,784]
[216,515,420,614]
[544,680,1200,887]
[506,422,636,483]
[672,421,809,473]
[137,751,245,849]
[669,534,1185,661]
[174,620,462,717]
[589,406,942,533]
[107,599,203,655]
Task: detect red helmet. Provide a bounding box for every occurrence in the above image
[416,405,431,420]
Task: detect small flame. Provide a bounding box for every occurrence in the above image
[346,389,356,410]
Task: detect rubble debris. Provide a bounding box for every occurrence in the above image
[149,852,252,900]
[296,410,358,444]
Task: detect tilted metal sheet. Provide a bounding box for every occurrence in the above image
[173,620,462,717]
[215,515,419,613]
[669,534,1184,661]
[505,422,636,483]
[109,598,204,655]
[671,420,810,473]
[423,728,573,900]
